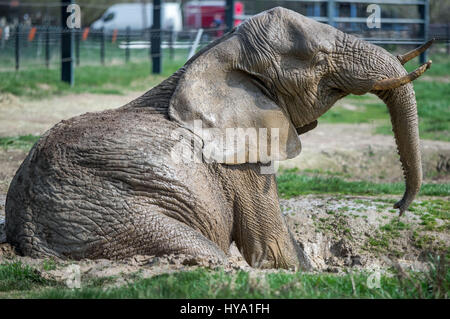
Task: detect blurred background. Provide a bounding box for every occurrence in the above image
[0,0,448,73]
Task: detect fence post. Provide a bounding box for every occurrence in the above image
[125,26,130,63]
[151,0,162,74]
[314,3,321,17]
[75,29,80,66]
[61,0,74,86]
[327,0,335,27]
[100,27,105,65]
[420,0,429,64]
[447,23,450,55]
[45,25,50,68]
[169,25,174,60]
[350,3,357,31]
[36,27,42,57]
[15,24,20,71]
[226,0,235,32]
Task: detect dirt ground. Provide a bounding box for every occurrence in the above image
[0,91,448,284]
[0,92,142,137]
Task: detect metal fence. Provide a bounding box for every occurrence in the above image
[241,0,434,60]
[0,24,227,71]
[0,0,446,75]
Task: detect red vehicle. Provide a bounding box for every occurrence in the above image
[184,1,244,29]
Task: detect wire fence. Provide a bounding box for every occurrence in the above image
[0,25,229,71]
[0,0,448,73]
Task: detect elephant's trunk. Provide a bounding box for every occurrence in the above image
[375,83,422,215]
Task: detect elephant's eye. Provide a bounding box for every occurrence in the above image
[316,58,328,68]
[311,51,329,69]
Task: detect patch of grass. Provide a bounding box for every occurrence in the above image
[364,198,449,256]
[408,199,450,232]
[313,212,353,240]
[0,135,40,151]
[0,261,57,292]
[379,218,410,233]
[366,216,409,248]
[299,168,352,178]
[276,173,450,198]
[85,276,119,288]
[412,232,448,253]
[0,59,184,99]
[321,100,389,124]
[41,259,57,271]
[366,218,413,257]
[24,267,448,299]
[404,51,450,77]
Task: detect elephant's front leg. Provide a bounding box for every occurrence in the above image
[227,165,310,270]
[233,206,303,269]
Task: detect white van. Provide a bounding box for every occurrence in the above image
[91,3,182,31]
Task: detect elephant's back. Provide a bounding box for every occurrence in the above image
[5,108,209,258]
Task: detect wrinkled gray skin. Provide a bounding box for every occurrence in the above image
[6,8,422,269]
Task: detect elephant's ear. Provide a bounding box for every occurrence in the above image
[168,35,301,164]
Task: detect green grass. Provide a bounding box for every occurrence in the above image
[0,135,40,151]
[0,59,184,99]
[367,217,412,255]
[1,256,447,298]
[276,171,450,198]
[404,50,450,77]
[410,199,450,232]
[0,261,58,292]
[18,267,448,299]
[321,101,390,124]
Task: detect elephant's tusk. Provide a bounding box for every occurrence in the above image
[397,39,434,65]
[371,60,432,91]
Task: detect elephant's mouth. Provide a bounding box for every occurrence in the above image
[295,120,318,135]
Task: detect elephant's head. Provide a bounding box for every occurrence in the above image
[169,7,432,215]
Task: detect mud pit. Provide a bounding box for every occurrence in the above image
[0,92,449,286]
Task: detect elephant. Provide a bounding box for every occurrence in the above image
[5,8,432,269]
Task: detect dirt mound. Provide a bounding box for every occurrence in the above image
[0,93,20,108]
[282,195,448,272]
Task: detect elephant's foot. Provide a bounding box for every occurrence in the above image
[85,210,229,262]
[234,232,311,271]
[145,213,229,263]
